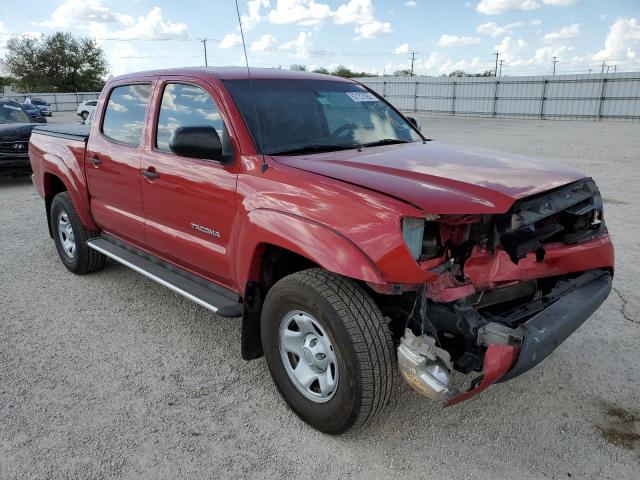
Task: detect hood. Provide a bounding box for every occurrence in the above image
[0,123,37,142]
[273,142,585,215]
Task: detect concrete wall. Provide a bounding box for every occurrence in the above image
[358,72,640,121]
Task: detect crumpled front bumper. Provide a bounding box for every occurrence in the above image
[445,269,612,406]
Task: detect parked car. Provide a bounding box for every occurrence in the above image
[31,98,52,117]
[21,103,47,123]
[76,100,97,120]
[28,68,614,434]
[1,99,40,171]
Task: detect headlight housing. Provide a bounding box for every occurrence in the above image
[402,217,442,261]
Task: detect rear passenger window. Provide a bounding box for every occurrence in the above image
[102,84,151,146]
[156,83,225,152]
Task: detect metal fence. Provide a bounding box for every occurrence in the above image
[2,91,101,113]
[359,72,640,121]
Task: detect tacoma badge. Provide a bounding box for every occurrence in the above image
[190,223,221,239]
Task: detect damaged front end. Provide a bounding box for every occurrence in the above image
[389,178,614,405]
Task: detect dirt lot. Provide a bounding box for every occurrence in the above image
[1,114,639,479]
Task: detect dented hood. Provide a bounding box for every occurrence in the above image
[273,142,585,214]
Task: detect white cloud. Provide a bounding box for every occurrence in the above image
[394,43,410,54]
[333,0,375,25]
[476,20,539,38]
[251,33,277,52]
[404,1,418,6]
[476,0,540,15]
[279,31,314,57]
[241,0,270,30]
[592,18,640,62]
[34,0,134,28]
[530,43,574,64]
[437,34,482,47]
[542,0,577,5]
[268,0,332,26]
[355,21,392,39]
[106,7,188,40]
[219,33,242,48]
[543,23,580,43]
[495,36,528,63]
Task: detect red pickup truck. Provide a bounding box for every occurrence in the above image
[29,67,614,433]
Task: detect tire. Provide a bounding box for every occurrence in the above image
[261,268,395,434]
[50,192,105,274]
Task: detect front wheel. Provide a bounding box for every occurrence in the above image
[261,268,396,434]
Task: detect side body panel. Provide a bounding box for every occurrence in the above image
[85,79,155,246]
[139,76,242,286]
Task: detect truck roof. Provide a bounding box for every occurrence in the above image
[110,67,356,83]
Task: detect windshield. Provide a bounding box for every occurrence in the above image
[225,79,422,155]
[0,103,32,124]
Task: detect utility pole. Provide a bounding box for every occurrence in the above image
[410,51,416,76]
[498,59,504,77]
[613,65,618,73]
[494,51,499,77]
[201,38,208,66]
[601,61,606,74]
[552,56,559,75]
[606,65,610,73]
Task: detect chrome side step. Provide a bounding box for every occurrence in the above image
[87,236,243,317]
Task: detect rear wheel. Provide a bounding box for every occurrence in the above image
[50,192,105,274]
[261,268,395,434]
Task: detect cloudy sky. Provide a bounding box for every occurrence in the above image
[1,0,639,77]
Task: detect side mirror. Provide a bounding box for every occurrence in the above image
[34,116,47,124]
[406,116,421,132]
[169,125,225,161]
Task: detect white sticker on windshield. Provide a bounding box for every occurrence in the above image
[2,104,21,111]
[346,91,378,102]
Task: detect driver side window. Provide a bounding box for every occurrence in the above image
[156,83,225,153]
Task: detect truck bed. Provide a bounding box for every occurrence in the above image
[33,123,90,142]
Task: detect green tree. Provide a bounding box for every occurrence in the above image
[312,67,329,74]
[290,64,307,71]
[331,65,372,78]
[5,32,108,92]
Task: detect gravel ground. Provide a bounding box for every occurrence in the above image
[1,114,639,479]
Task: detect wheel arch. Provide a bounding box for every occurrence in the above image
[235,209,386,361]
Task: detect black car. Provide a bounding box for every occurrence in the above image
[21,103,47,123]
[0,100,40,171]
[31,98,52,117]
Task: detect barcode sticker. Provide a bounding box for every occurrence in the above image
[346,92,378,102]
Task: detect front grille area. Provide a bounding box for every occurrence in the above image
[0,141,28,154]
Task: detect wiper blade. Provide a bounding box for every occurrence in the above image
[268,144,357,156]
[358,138,411,148]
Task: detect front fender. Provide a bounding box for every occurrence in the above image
[234,208,385,289]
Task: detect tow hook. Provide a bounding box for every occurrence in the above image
[397,329,452,400]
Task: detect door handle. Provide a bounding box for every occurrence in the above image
[142,168,160,180]
[89,157,102,166]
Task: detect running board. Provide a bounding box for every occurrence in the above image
[87,236,243,317]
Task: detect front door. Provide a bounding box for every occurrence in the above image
[140,80,239,287]
[86,82,153,245]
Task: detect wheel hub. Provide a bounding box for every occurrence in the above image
[279,310,339,403]
[57,211,76,259]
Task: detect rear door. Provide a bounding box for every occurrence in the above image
[86,82,153,245]
[140,78,240,287]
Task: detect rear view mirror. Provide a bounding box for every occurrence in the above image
[406,116,421,132]
[169,126,226,161]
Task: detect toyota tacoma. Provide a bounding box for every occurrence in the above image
[28,68,614,433]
